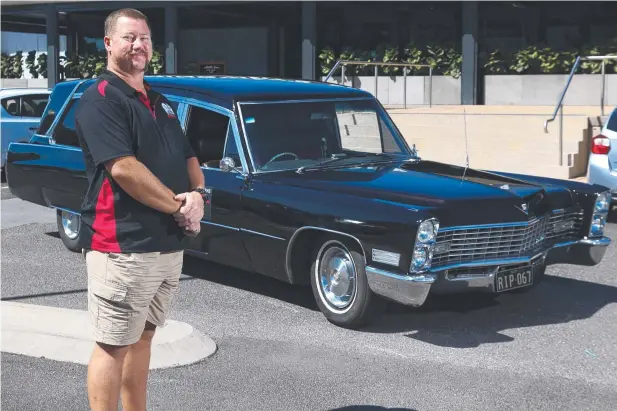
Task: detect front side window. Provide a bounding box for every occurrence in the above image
[239,98,409,172]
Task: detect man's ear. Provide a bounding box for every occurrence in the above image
[103,36,112,51]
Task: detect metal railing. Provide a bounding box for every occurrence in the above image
[544,55,617,166]
[324,60,434,108]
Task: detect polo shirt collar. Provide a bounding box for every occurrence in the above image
[99,69,153,96]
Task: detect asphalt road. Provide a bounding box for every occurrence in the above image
[2,193,617,411]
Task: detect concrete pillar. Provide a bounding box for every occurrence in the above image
[461,1,479,105]
[268,21,280,77]
[46,4,59,88]
[301,1,316,80]
[164,4,177,74]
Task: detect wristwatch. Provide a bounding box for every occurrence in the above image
[192,187,207,201]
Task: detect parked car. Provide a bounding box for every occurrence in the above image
[588,106,617,213]
[1,87,51,170]
[5,76,613,328]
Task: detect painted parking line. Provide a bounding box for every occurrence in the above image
[1,302,217,369]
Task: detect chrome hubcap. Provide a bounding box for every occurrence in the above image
[61,210,80,240]
[318,244,356,310]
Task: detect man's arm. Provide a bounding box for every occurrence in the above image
[76,96,182,214]
[106,156,182,214]
[187,156,205,190]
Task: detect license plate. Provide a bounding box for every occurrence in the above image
[495,266,533,292]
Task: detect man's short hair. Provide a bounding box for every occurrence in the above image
[104,8,150,37]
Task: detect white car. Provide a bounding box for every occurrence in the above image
[588,106,617,214]
[1,87,51,170]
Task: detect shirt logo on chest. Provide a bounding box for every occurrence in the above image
[161,102,176,119]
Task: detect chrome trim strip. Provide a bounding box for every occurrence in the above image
[51,205,81,215]
[285,226,366,284]
[241,228,285,241]
[439,219,542,232]
[365,266,435,306]
[200,220,239,231]
[236,101,257,173]
[429,257,538,272]
[238,96,375,105]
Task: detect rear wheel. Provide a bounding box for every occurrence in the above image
[56,209,81,252]
[310,236,385,329]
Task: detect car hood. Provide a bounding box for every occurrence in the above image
[256,160,575,226]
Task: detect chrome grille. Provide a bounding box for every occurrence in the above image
[545,209,584,241]
[432,208,584,268]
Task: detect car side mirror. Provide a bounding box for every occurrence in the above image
[220,157,236,172]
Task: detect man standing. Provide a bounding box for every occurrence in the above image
[75,8,205,411]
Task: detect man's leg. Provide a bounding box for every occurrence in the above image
[88,342,130,411]
[120,321,156,411]
[119,250,182,411]
[86,250,163,411]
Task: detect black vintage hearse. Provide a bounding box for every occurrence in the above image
[6,75,613,328]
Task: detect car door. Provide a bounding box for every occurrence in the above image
[1,92,50,168]
[181,93,253,271]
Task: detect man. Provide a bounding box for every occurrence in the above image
[75,8,205,411]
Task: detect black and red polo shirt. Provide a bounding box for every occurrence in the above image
[75,69,196,253]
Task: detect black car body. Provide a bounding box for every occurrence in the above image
[6,75,613,328]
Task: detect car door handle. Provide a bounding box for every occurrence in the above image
[28,126,38,130]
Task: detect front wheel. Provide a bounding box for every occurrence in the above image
[310,237,385,329]
[56,209,82,252]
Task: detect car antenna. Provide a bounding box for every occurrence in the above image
[462,107,470,181]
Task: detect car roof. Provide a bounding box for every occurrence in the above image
[0,87,52,98]
[68,75,372,104]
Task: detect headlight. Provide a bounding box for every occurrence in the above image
[589,191,611,237]
[594,191,611,213]
[410,218,439,273]
[417,220,438,243]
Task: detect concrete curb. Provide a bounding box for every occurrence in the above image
[0,302,217,369]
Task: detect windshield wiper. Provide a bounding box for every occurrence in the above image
[296,153,395,173]
[296,154,349,173]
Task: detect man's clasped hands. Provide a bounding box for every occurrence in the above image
[173,191,204,236]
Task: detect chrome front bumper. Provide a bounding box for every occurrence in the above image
[366,237,611,307]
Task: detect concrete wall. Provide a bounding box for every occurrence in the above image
[323,74,617,107]
[322,75,461,106]
[484,74,617,106]
[0,78,49,89]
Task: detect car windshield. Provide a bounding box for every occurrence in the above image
[238,98,411,172]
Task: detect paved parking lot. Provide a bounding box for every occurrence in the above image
[2,192,617,411]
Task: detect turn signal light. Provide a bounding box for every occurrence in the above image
[591,134,611,155]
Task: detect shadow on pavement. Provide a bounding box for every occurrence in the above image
[329,407,417,411]
[361,273,617,347]
[182,254,617,348]
[182,254,319,311]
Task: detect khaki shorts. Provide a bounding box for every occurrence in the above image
[84,249,184,346]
